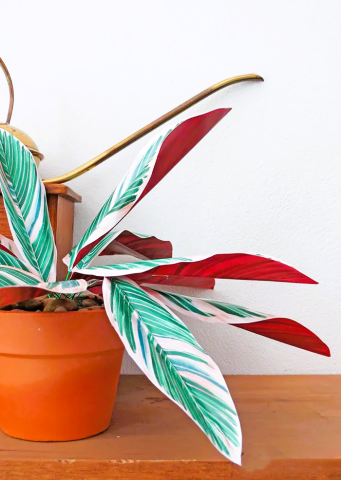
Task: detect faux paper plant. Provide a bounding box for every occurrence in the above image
[0,109,329,465]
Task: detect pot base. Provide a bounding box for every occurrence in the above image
[0,310,124,441]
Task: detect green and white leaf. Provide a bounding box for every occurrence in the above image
[0,265,87,292]
[0,233,22,259]
[0,247,32,272]
[64,230,119,269]
[72,256,195,277]
[38,279,88,294]
[68,125,176,270]
[0,265,42,288]
[103,276,242,464]
[146,288,272,324]
[64,230,151,270]
[0,128,57,281]
[0,266,88,308]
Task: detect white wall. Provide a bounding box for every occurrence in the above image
[1,0,340,374]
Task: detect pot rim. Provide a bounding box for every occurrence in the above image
[0,308,124,356]
[0,309,106,315]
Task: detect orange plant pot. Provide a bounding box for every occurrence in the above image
[0,309,125,441]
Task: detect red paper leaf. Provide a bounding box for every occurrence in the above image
[101,231,172,260]
[232,318,330,356]
[133,273,215,289]
[70,109,230,269]
[137,109,231,204]
[131,254,317,284]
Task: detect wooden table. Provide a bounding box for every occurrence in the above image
[0,375,340,479]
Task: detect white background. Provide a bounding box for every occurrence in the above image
[1,0,340,374]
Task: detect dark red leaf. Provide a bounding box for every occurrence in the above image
[232,318,330,356]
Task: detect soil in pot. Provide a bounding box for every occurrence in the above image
[1,293,105,313]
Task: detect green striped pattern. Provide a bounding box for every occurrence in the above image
[0,233,20,257]
[72,256,193,276]
[0,265,41,287]
[0,266,87,293]
[103,276,242,464]
[63,230,156,269]
[40,279,88,294]
[68,129,172,270]
[147,289,269,324]
[0,269,88,308]
[0,248,31,272]
[0,129,56,281]
[64,230,119,270]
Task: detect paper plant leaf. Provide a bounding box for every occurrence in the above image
[63,273,103,294]
[102,276,242,464]
[87,284,103,295]
[68,109,230,270]
[0,266,87,308]
[64,230,173,270]
[146,289,330,357]
[0,245,32,272]
[73,271,214,297]
[72,253,316,284]
[230,318,330,357]
[0,234,22,259]
[0,265,42,288]
[37,279,88,295]
[0,129,57,282]
[100,231,173,260]
[84,275,215,295]
[135,274,215,289]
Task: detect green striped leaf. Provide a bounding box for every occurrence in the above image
[146,288,330,357]
[68,109,230,271]
[68,132,168,269]
[0,246,32,272]
[146,288,268,323]
[0,265,41,288]
[0,128,57,281]
[64,230,172,270]
[103,276,242,464]
[0,233,22,258]
[40,279,88,294]
[72,256,192,276]
[0,266,88,307]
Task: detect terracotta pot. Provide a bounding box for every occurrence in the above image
[0,309,124,441]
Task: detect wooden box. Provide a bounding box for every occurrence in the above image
[0,184,81,280]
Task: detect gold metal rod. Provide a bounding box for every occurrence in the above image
[0,58,15,124]
[43,73,263,184]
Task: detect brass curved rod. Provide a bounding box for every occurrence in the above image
[0,58,15,124]
[43,73,263,184]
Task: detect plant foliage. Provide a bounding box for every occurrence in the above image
[0,109,329,465]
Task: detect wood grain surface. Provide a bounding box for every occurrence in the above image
[43,184,82,203]
[0,375,340,479]
[47,194,76,279]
